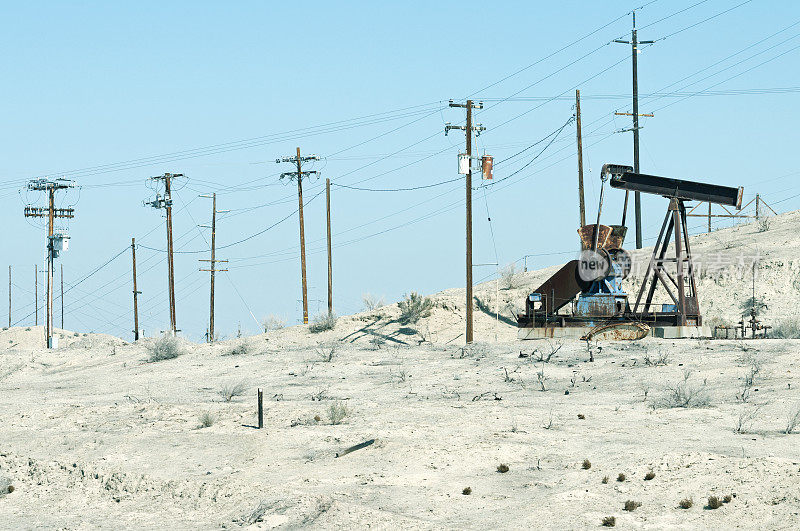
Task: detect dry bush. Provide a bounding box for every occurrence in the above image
[219,381,247,402]
[309,312,337,333]
[327,401,348,425]
[147,334,182,362]
[757,217,771,232]
[536,365,548,391]
[227,341,251,356]
[643,352,669,366]
[656,370,710,408]
[496,464,509,473]
[582,459,591,470]
[499,263,523,290]
[398,292,433,324]
[644,470,655,480]
[735,404,765,434]
[617,473,626,482]
[707,496,722,509]
[723,494,732,503]
[623,500,642,512]
[601,516,616,527]
[679,497,693,509]
[462,487,472,495]
[261,314,285,332]
[362,293,385,312]
[785,403,800,434]
[199,411,216,428]
[533,341,562,362]
[772,319,800,339]
[315,344,337,362]
[601,476,609,484]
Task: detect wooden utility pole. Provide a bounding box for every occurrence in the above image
[34,264,37,326]
[446,100,485,344]
[60,264,63,330]
[708,202,712,233]
[576,89,586,228]
[131,238,140,341]
[199,193,228,342]
[277,149,320,324]
[7,266,11,328]
[23,178,75,347]
[145,173,182,334]
[326,178,333,316]
[755,194,761,219]
[614,11,655,249]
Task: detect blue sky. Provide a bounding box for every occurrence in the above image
[1,0,798,340]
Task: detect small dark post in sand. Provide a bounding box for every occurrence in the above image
[257,388,263,429]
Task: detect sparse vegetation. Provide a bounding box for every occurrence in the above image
[219,381,247,402]
[740,295,767,317]
[643,352,669,366]
[623,500,642,512]
[261,314,285,332]
[601,516,616,527]
[656,370,710,408]
[536,365,548,392]
[617,473,626,482]
[533,341,562,362]
[6,485,13,494]
[757,217,771,232]
[499,263,523,290]
[326,401,349,425]
[786,403,800,434]
[496,464,509,473]
[577,414,586,420]
[772,319,800,339]
[199,411,216,428]
[398,292,433,324]
[462,487,472,495]
[227,341,251,356]
[362,293,385,312]
[601,476,609,484]
[723,494,732,503]
[644,470,655,480]
[735,404,765,434]
[582,459,591,470]
[679,497,693,509]
[309,312,337,333]
[147,334,182,362]
[315,344,337,362]
[707,496,722,509]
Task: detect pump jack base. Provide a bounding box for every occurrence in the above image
[517,324,711,341]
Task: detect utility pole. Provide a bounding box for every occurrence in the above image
[326,178,333,316]
[131,238,140,341]
[145,173,183,334]
[576,89,586,228]
[34,265,37,326]
[614,11,655,249]
[60,264,63,330]
[7,266,11,328]
[24,178,75,348]
[277,148,320,324]
[199,193,228,342]
[446,99,485,344]
[755,194,760,219]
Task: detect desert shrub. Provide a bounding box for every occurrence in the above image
[679,498,693,509]
[723,494,732,503]
[645,470,655,480]
[147,334,182,362]
[582,459,591,470]
[757,217,771,232]
[499,263,523,290]
[309,312,337,333]
[601,476,609,484]
[227,342,251,356]
[261,314,285,332]
[643,352,669,366]
[772,319,800,339]
[398,292,433,324]
[740,295,767,317]
[624,500,642,512]
[199,411,216,428]
[785,403,800,434]
[315,344,337,362]
[496,464,509,473]
[707,496,722,509]
[617,473,626,482]
[327,401,348,425]
[462,487,472,495]
[362,293,385,312]
[577,414,586,420]
[6,485,13,494]
[25,327,31,331]
[601,516,616,527]
[656,371,710,408]
[219,381,247,402]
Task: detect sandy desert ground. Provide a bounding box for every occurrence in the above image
[2,212,800,529]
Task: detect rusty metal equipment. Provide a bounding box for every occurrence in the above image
[518,164,744,340]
